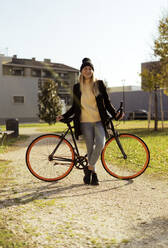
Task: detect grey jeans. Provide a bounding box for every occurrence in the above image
[81,122,106,171]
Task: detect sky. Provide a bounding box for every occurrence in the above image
[0,0,168,87]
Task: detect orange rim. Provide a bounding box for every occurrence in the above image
[102,134,150,179]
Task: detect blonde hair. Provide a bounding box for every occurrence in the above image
[79,73,100,96]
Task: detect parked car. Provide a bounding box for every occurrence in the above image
[128,109,149,120]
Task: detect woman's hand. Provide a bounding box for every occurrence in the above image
[115,111,125,121]
[56,115,63,122]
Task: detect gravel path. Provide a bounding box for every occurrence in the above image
[0,127,168,248]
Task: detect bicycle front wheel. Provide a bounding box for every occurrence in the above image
[101,133,150,180]
[26,134,75,182]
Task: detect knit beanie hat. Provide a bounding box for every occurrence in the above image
[80,58,94,72]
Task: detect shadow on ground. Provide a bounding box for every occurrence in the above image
[122,217,168,248]
[0,178,133,209]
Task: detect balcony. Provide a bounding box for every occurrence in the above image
[58,87,71,95]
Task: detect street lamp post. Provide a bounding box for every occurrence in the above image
[122,79,126,122]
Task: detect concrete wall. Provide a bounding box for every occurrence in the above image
[0,55,39,124]
[109,90,168,120]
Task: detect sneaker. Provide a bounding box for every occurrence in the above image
[83,167,92,185]
[91,172,99,185]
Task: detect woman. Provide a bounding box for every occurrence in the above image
[57,58,122,185]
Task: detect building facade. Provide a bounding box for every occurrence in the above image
[107,61,168,120]
[109,90,168,120]
[107,85,141,93]
[0,54,79,124]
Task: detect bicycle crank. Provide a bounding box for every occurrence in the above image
[75,156,88,169]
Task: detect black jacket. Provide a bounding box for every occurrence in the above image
[63,80,117,139]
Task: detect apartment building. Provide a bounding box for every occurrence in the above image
[0,54,79,124]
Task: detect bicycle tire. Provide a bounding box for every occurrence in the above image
[101,133,150,180]
[26,134,75,182]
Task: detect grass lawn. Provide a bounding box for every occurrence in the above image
[1,120,168,178]
[0,134,28,153]
[111,120,168,178]
[20,122,67,133]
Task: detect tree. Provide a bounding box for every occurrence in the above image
[154,15,168,128]
[154,16,168,60]
[38,78,62,124]
[141,14,168,131]
[154,15,168,92]
[141,61,161,131]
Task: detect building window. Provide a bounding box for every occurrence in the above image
[2,65,11,75]
[59,72,68,79]
[32,69,41,77]
[3,66,25,76]
[13,96,24,104]
[42,70,52,78]
[38,79,42,89]
[12,68,25,76]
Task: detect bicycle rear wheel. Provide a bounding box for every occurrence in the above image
[26,134,75,182]
[101,133,150,180]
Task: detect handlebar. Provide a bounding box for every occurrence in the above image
[60,117,74,124]
[59,101,124,124]
[115,101,124,121]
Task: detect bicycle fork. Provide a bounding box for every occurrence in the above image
[114,133,127,159]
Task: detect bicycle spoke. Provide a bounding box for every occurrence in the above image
[102,134,150,179]
[26,134,75,182]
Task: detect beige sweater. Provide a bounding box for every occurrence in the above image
[80,82,101,122]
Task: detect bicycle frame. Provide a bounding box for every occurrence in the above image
[26,103,150,181]
[50,118,127,167]
[49,120,88,169]
[108,118,127,159]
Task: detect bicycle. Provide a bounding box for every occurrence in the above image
[25,103,150,182]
